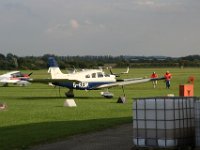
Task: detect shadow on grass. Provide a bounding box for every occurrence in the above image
[16,96,111,100]
[17,96,67,100]
[0,117,132,150]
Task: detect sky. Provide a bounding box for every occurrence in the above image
[0,0,200,57]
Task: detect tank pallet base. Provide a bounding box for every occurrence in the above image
[131,146,194,150]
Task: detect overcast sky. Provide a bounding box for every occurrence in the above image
[0,0,200,57]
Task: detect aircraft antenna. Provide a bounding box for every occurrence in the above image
[13,57,19,69]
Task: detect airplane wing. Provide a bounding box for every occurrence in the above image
[96,77,165,89]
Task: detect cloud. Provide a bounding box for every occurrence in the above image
[45,18,106,37]
[46,19,79,33]
[136,0,155,6]
[46,24,68,34]
[70,19,80,30]
[133,0,183,12]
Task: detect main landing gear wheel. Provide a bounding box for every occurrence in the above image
[100,91,114,98]
[65,89,74,98]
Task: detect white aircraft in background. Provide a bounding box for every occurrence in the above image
[109,66,129,77]
[0,71,31,86]
[29,57,165,98]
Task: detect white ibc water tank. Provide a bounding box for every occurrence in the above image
[195,100,200,147]
[133,97,195,148]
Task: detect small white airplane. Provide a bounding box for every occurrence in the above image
[0,71,31,86]
[29,57,165,98]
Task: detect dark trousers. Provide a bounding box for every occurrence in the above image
[166,80,170,88]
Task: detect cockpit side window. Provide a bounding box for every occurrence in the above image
[12,72,22,77]
[85,74,90,78]
[97,72,103,78]
[92,73,96,78]
[104,74,110,77]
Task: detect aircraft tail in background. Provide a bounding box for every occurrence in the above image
[109,66,129,77]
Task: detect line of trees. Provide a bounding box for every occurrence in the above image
[0,53,200,70]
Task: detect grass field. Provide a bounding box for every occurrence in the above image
[0,68,200,150]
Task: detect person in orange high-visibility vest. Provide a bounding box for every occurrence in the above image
[164,71,172,89]
[151,72,158,88]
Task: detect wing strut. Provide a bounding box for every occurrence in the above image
[59,87,61,97]
[65,89,74,98]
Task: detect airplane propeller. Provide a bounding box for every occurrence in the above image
[28,72,33,76]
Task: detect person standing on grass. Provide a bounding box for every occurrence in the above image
[151,72,158,88]
[164,71,172,89]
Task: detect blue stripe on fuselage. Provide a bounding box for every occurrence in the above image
[52,81,114,90]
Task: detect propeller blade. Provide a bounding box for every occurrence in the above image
[28,72,33,76]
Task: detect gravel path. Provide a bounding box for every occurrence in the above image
[30,123,133,150]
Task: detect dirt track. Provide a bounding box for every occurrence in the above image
[30,123,133,150]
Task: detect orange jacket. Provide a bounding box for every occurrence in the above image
[151,73,158,78]
[164,73,172,81]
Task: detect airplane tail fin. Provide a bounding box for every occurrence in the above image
[48,57,63,79]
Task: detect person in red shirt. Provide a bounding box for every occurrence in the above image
[151,72,158,88]
[164,71,172,89]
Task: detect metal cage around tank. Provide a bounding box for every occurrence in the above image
[133,97,198,149]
